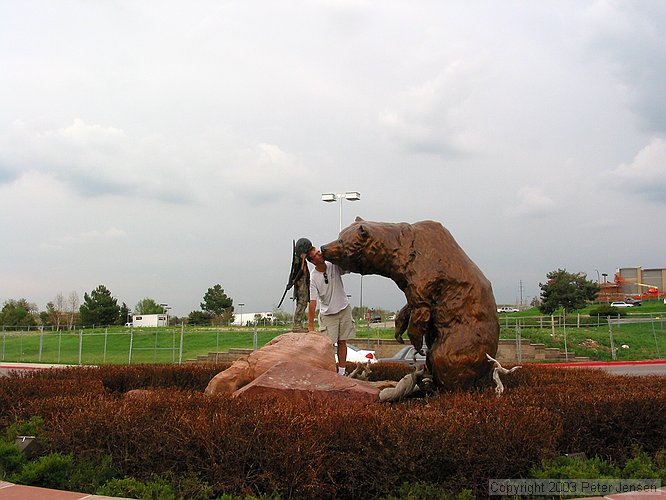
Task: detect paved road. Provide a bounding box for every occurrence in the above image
[548,360,666,376]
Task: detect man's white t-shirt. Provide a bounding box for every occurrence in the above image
[309,262,349,315]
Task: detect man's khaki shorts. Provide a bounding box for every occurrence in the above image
[319,304,355,344]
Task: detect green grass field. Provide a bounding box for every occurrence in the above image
[2,302,665,364]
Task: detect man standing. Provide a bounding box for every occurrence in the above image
[306,246,355,375]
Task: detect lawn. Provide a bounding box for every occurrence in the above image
[1,302,665,364]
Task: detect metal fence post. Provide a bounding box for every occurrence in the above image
[128,329,134,365]
[609,320,617,361]
[39,332,43,362]
[253,323,258,351]
[651,318,661,358]
[515,320,522,364]
[178,322,184,365]
[103,328,108,363]
[78,330,83,365]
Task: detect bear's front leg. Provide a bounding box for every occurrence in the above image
[407,306,431,353]
[394,304,410,344]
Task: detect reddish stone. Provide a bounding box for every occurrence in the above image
[233,361,380,403]
[205,332,337,396]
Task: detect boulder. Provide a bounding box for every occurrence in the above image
[233,361,380,403]
[204,332,336,396]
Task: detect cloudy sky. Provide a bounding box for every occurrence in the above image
[1,0,665,317]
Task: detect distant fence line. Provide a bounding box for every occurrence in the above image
[1,314,664,365]
[0,324,293,366]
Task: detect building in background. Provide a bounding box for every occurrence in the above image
[598,267,666,302]
[131,314,168,327]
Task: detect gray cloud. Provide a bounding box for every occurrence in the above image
[1,1,665,315]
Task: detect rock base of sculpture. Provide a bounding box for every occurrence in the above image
[204,332,336,396]
[233,361,380,403]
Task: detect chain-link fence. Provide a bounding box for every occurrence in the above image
[499,313,665,362]
[0,325,291,365]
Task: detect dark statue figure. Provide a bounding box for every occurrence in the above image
[321,218,499,390]
[277,238,313,332]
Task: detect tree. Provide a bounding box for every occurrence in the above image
[41,302,59,327]
[188,310,213,325]
[134,298,165,315]
[119,302,130,325]
[0,299,38,328]
[79,285,121,327]
[538,269,600,315]
[200,284,233,316]
[53,292,66,330]
[67,291,79,330]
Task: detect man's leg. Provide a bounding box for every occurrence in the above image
[337,305,355,375]
[337,339,347,369]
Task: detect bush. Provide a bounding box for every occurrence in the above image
[531,455,619,479]
[10,452,75,489]
[96,476,175,499]
[0,364,664,498]
[589,305,627,317]
[0,440,25,479]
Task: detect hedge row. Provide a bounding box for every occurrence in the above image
[1,363,664,498]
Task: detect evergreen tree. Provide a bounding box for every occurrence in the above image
[538,269,599,315]
[79,285,121,327]
[0,299,38,327]
[200,284,233,316]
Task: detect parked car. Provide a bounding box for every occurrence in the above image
[376,345,427,366]
[497,306,519,313]
[625,297,642,306]
[336,344,377,364]
[610,301,634,308]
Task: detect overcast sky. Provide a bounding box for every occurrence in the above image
[1,1,665,317]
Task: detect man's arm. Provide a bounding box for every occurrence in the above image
[308,300,317,332]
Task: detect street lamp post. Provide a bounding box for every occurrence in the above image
[238,303,245,327]
[159,303,169,327]
[321,191,361,232]
[321,191,363,329]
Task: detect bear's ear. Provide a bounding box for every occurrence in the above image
[355,216,365,222]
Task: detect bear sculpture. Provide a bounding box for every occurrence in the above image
[321,217,499,390]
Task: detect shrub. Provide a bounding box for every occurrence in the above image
[0,364,663,498]
[96,476,175,499]
[622,450,666,482]
[10,452,75,489]
[589,305,627,317]
[0,440,25,479]
[68,454,118,493]
[531,455,619,479]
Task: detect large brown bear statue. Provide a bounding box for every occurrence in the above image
[321,217,499,390]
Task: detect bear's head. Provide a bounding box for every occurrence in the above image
[321,217,408,277]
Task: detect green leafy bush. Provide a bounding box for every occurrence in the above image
[622,450,666,482]
[10,452,75,489]
[531,455,619,479]
[0,440,25,479]
[96,476,175,499]
[589,305,627,317]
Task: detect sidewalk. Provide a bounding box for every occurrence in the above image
[0,481,125,498]
[581,488,666,499]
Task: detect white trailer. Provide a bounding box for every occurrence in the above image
[131,314,168,327]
